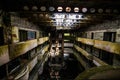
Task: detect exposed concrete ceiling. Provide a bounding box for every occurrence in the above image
[1,0,120,31]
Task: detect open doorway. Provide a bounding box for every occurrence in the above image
[100,32,116,65]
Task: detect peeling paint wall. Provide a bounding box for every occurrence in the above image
[12,26,19,43]
[0,12,50,79]
[116,29,120,43]
[80,20,120,32]
[87,32,92,39]
[76,19,120,66]
[11,15,39,30]
[79,19,120,42]
[0,45,9,66]
[9,39,38,59]
[94,32,103,40]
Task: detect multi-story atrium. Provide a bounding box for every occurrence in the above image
[0,0,120,80]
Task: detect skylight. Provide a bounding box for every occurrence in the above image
[50,13,83,29]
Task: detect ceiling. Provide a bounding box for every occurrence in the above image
[1,0,120,31]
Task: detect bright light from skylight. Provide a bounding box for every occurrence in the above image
[50,13,83,29]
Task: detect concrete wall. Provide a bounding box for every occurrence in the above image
[80,19,120,42]
[81,19,120,31]
[77,19,120,66]
[116,29,120,43]
[11,15,39,30]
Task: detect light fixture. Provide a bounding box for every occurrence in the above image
[32,6,38,11]
[33,14,37,17]
[51,13,83,29]
[23,6,29,10]
[40,6,46,11]
[90,8,95,13]
[66,7,71,12]
[57,7,63,12]
[82,8,87,13]
[39,14,44,17]
[98,8,103,13]
[45,14,49,18]
[74,7,79,12]
[49,7,55,11]
[105,9,111,13]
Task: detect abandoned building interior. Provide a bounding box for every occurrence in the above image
[0,0,120,80]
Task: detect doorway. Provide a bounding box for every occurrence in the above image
[100,32,116,65]
[0,27,4,45]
